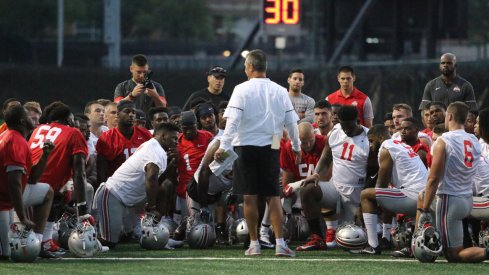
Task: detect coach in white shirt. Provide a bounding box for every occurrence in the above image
[215,49,301,257]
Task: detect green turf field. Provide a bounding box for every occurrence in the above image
[2,243,488,274]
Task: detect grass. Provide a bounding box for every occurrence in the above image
[2,242,488,274]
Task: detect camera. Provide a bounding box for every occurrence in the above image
[143,71,154,89]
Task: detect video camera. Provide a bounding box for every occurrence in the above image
[143,71,154,89]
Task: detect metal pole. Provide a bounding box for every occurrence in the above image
[57,0,64,67]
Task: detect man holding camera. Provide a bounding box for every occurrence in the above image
[114,54,167,115]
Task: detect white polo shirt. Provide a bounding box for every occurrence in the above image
[221,78,299,150]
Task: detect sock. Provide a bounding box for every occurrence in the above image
[363,213,379,248]
[250,240,259,247]
[276,238,286,247]
[326,220,338,230]
[42,222,54,242]
[382,223,392,241]
[260,224,270,239]
[307,218,322,236]
[36,233,43,243]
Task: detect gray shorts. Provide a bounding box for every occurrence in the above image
[319,181,360,224]
[0,210,12,257]
[375,188,418,217]
[435,194,472,248]
[95,185,126,243]
[469,196,489,221]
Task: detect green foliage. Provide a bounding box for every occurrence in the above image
[468,0,489,43]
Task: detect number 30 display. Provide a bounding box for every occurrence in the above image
[263,0,300,25]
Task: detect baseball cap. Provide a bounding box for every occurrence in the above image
[196,103,216,118]
[135,109,146,120]
[167,106,182,117]
[207,66,227,77]
[117,100,136,112]
[180,111,197,126]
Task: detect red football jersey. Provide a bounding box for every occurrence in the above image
[326,88,369,125]
[0,130,32,210]
[96,126,152,177]
[280,134,326,183]
[176,130,213,198]
[411,139,432,167]
[29,123,88,192]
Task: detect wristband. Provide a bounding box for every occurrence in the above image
[129,92,136,100]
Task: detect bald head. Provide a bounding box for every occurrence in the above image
[441,53,456,64]
[440,53,457,77]
[298,122,316,152]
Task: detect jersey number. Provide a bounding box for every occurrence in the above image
[123,148,136,159]
[184,154,192,171]
[30,126,62,149]
[340,143,355,161]
[463,140,474,168]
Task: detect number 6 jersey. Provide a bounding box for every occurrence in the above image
[328,123,370,188]
[29,122,88,192]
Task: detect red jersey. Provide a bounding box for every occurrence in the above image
[0,123,7,135]
[420,128,434,139]
[326,88,369,125]
[176,130,213,198]
[411,139,431,167]
[29,123,88,192]
[280,134,326,184]
[96,126,152,177]
[0,130,32,210]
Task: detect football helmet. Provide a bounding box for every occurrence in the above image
[140,214,169,250]
[160,217,178,238]
[9,223,41,262]
[292,214,310,241]
[229,218,249,245]
[335,223,368,250]
[187,223,216,249]
[411,224,443,263]
[68,221,102,257]
[479,228,489,248]
[391,219,415,250]
[57,211,78,250]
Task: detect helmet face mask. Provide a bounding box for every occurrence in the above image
[57,211,78,250]
[335,223,367,250]
[479,228,489,248]
[229,218,249,245]
[392,219,414,250]
[411,224,443,263]
[139,214,169,250]
[9,223,41,263]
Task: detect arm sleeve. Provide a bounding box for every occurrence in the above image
[219,115,240,151]
[362,97,374,120]
[285,122,300,152]
[220,88,244,150]
[419,81,433,110]
[463,82,478,111]
[114,82,126,102]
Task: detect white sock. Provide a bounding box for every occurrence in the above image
[363,213,379,248]
[250,240,259,247]
[275,238,286,247]
[42,222,54,241]
[382,223,392,241]
[36,233,43,243]
[325,220,338,230]
[260,224,270,236]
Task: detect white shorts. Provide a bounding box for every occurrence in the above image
[23,183,50,207]
[375,188,418,217]
[436,194,472,248]
[469,196,489,221]
[319,181,361,223]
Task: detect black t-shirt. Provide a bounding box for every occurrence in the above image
[114,79,166,114]
[182,88,230,110]
[419,75,477,111]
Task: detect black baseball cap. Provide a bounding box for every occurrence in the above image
[207,66,227,77]
[180,111,197,126]
[135,109,146,120]
[196,103,216,118]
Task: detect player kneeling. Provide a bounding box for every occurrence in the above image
[94,123,179,248]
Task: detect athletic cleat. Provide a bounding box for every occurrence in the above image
[296,234,327,251]
[42,239,66,255]
[351,245,381,255]
[216,224,229,245]
[380,237,393,250]
[391,247,413,258]
[259,238,275,249]
[39,248,61,259]
[245,244,261,256]
[325,229,337,248]
[276,244,296,257]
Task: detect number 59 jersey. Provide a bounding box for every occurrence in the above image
[29,123,88,192]
[328,123,370,188]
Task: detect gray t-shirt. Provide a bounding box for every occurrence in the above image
[288,93,315,124]
[419,75,477,111]
[114,79,166,114]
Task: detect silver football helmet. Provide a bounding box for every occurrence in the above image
[9,223,41,262]
[57,211,78,250]
[229,218,249,245]
[160,216,178,238]
[411,224,443,263]
[335,223,367,250]
[187,223,216,249]
[479,228,489,248]
[68,221,102,258]
[140,214,169,250]
[392,219,415,249]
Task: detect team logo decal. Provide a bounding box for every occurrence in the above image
[453,86,461,93]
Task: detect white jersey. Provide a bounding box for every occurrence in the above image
[106,138,167,206]
[379,139,427,199]
[474,156,489,197]
[329,123,369,188]
[480,138,489,158]
[437,129,480,196]
[194,137,233,195]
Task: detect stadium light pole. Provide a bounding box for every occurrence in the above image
[57,0,64,68]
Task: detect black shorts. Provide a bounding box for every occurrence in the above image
[233,145,280,196]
